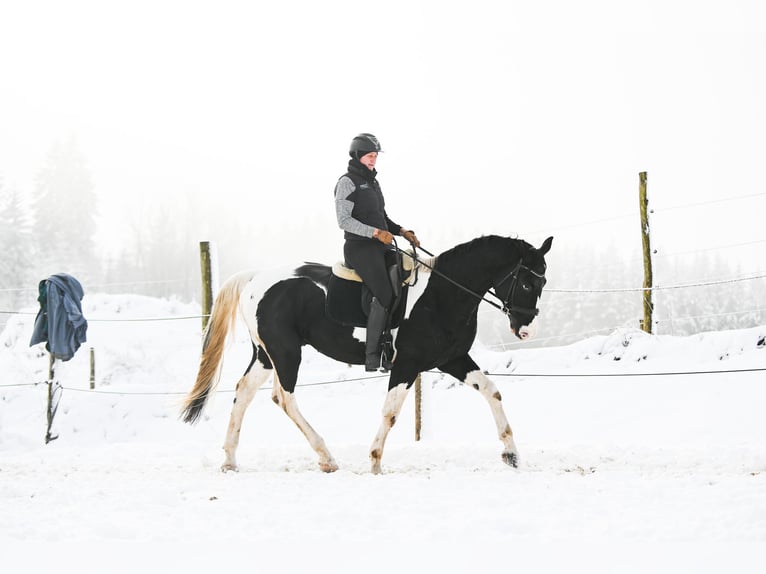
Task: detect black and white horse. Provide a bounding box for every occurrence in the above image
[181,234,553,473]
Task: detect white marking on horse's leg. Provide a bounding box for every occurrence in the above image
[273,383,338,473]
[464,369,519,467]
[370,383,410,475]
[221,362,271,472]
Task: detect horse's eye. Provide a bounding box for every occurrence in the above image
[522,283,532,292]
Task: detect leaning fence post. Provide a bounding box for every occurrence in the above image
[414,373,422,441]
[638,171,654,334]
[45,353,61,444]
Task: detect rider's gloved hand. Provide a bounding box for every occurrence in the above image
[373,229,394,245]
[401,229,420,247]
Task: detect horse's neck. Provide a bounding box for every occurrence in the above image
[444,237,521,293]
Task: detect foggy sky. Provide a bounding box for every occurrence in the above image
[1,0,764,274]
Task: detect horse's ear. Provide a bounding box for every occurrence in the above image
[539,236,553,255]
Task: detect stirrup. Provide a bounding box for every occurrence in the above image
[380,339,395,371]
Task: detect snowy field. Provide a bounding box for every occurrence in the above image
[1,294,765,572]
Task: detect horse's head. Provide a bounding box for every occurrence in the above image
[494,236,553,340]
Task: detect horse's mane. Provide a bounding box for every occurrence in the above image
[437,235,528,267]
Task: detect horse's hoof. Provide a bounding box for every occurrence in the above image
[221,463,239,473]
[319,461,339,473]
[502,451,519,468]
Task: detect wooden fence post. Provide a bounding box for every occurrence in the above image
[200,241,213,332]
[414,373,422,441]
[638,171,654,333]
[89,347,95,389]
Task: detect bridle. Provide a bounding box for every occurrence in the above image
[394,242,547,320]
[490,261,547,318]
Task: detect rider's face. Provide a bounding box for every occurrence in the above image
[359,152,378,170]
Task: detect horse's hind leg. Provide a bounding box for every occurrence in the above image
[271,381,339,472]
[268,344,338,473]
[221,347,272,472]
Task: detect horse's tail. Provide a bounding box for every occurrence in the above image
[180,270,254,424]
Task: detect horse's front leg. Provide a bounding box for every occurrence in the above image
[464,369,519,468]
[438,355,519,468]
[370,381,412,474]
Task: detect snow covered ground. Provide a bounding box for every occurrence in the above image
[1,294,765,572]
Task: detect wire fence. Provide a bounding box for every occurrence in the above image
[5,357,765,445]
[3,364,764,399]
[544,271,766,294]
[0,310,208,322]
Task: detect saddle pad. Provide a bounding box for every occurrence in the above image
[332,261,362,283]
[331,249,435,285]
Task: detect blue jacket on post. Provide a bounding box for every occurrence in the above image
[30,273,88,362]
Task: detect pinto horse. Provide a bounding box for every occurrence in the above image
[181,234,553,473]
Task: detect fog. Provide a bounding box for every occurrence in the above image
[1,1,764,336]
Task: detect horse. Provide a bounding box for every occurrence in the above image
[181,234,553,474]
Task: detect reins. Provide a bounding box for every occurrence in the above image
[393,240,517,317]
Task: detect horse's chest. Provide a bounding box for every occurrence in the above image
[400,303,477,358]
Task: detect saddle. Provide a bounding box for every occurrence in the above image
[325,249,427,328]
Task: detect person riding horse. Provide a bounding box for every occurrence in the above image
[334,133,420,372]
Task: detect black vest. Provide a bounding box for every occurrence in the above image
[342,161,390,240]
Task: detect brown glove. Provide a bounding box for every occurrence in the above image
[401,229,420,247]
[373,229,394,245]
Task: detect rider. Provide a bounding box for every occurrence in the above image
[334,133,420,371]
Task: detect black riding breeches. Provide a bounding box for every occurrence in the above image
[343,239,396,309]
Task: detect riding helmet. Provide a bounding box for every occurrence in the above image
[349,133,382,158]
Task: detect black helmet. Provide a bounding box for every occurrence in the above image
[349,133,382,158]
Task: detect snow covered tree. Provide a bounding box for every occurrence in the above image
[31,136,98,283]
[0,178,36,324]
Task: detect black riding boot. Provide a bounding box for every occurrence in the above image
[380,330,395,371]
[365,297,389,372]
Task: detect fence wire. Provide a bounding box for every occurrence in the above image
[3,365,764,399]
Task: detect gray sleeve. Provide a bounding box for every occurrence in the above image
[334,176,376,238]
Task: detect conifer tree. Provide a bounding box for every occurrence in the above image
[31,136,98,283]
[0,178,35,323]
